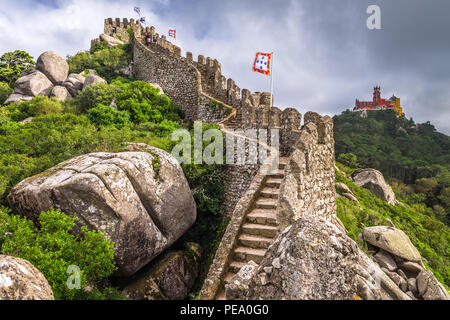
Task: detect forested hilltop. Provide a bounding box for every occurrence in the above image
[334,110,450,225]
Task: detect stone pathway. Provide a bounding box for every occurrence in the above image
[223,109,242,129]
[215,157,288,300]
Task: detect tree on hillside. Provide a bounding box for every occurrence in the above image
[0,50,35,87]
[337,153,358,168]
[333,110,450,225]
[0,81,12,104]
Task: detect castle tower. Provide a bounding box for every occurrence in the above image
[373,86,381,104]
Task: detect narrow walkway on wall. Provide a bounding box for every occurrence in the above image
[215,157,288,300]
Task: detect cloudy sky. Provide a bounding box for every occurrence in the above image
[0,0,449,134]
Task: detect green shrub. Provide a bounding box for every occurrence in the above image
[0,81,12,104]
[67,44,132,82]
[0,207,118,300]
[73,83,120,112]
[133,119,181,138]
[335,162,450,288]
[73,80,184,125]
[0,118,21,135]
[113,80,184,124]
[6,96,64,121]
[87,104,130,129]
[90,40,109,53]
[337,152,358,168]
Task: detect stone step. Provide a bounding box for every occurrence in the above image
[246,209,278,225]
[260,187,279,199]
[239,234,273,249]
[279,157,289,167]
[229,261,247,274]
[233,246,267,264]
[266,178,283,188]
[267,169,285,179]
[242,223,278,238]
[255,197,277,209]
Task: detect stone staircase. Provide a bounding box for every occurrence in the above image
[215,157,288,300]
[224,109,242,129]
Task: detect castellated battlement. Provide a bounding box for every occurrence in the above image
[104,18,303,137]
[104,18,307,160]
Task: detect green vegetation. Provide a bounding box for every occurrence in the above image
[6,96,63,121]
[0,207,120,300]
[87,104,130,129]
[337,152,358,168]
[67,43,132,82]
[0,112,180,204]
[334,110,450,225]
[73,78,184,124]
[335,162,450,288]
[0,46,226,300]
[148,150,161,179]
[0,82,13,104]
[210,100,224,113]
[0,50,35,87]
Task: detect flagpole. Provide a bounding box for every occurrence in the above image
[270,51,274,109]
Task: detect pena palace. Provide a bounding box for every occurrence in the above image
[353,87,404,116]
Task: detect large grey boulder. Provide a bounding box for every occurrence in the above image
[356,247,411,300]
[382,268,408,292]
[0,255,54,300]
[122,243,201,300]
[13,70,53,97]
[36,51,69,85]
[400,261,424,277]
[3,93,33,105]
[351,169,397,205]
[363,226,421,262]
[62,73,85,97]
[342,192,359,203]
[242,216,360,300]
[335,182,352,195]
[99,33,125,47]
[374,250,397,272]
[7,143,197,277]
[50,85,72,101]
[416,270,450,300]
[83,74,107,89]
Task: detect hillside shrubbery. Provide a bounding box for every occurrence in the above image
[73,78,184,123]
[335,162,450,288]
[67,43,132,82]
[334,110,450,225]
[0,82,12,104]
[0,207,121,300]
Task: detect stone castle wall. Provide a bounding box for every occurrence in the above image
[104,18,335,218]
[277,112,337,230]
[199,112,338,299]
[104,19,302,133]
